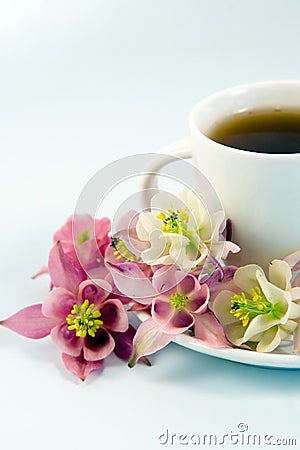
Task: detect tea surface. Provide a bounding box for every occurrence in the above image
[208,110,300,154]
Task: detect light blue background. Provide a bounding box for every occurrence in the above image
[1,1,300,449]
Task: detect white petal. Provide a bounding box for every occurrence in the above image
[290,287,300,301]
[225,322,246,346]
[293,321,300,353]
[213,290,239,325]
[256,326,281,353]
[257,271,290,324]
[136,213,162,241]
[151,191,185,213]
[288,301,300,319]
[179,188,211,238]
[140,229,168,265]
[268,259,292,290]
[234,264,264,293]
[243,314,280,342]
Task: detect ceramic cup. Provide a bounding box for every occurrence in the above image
[142,80,300,270]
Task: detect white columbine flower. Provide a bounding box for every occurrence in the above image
[213,259,300,352]
[136,189,239,271]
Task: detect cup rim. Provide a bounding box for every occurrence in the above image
[188,80,300,158]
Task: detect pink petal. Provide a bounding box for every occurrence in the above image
[129,302,151,312]
[151,266,179,295]
[108,262,157,304]
[83,328,115,361]
[94,217,111,241]
[42,287,76,320]
[72,214,93,242]
[78,279,110,307]
[100,299,129,332]
[77,239,104,268]
[128,318,173,367]
[177,274,196,295]
[152,297,174,324]
[193,311,232,348]
[188,284,209,314]
[0,304,57,339]
[53,215,73,243]
[48,242,86,292]
[51,323,82,356]
[62,351,104,381]
[166,309,194,334]
[31,265,48,279]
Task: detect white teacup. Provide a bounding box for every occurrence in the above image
[143,80,300,269]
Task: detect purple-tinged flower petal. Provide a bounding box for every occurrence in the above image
[284,249,300,272]
[177,274,196,295]
[31,265,48,279]
[193,311,232,348]
[78,279,110,307]
[100,299,128,332]
[111,324,136,361]
[128,318,173,367]
[42,287,76,320]
[108,262,156,304]
[83,328,115,361]
[152,297,174,324]
[111,325,151,365]
[186,283,209,314]
[151,266,178,295]
[62,351,104,381]
[203,265,238,303]
[167,310,194,333]
[293,273,300,288]
[0,304,57,339]
[129,302,151,312]
[51,323,82,356]
[48,242,86,293]
[222,241,240,259]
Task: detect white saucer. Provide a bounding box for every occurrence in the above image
[135,311,300,370]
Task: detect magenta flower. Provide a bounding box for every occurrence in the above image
[1,242,130,381]
[151,271,209,334]
[54,214,111,268]
[43,242,129,361]
[32,214,111,279]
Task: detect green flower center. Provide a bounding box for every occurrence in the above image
[157,209,190,235]
[111,237,138,262]
[170,292,188,310]
[66,299,103,338]
[230,286,274,327]
[77,229,90,246]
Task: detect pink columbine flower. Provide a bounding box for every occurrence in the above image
[43,243,129,360]
[1,242,130,381]
[54,214,111,268]
[33,214,111,279]
[108,262,230,366]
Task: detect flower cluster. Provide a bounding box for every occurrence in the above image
[2,189,300,381]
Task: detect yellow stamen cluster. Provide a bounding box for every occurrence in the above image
[230,286,273,327]
[157,209,190,235]
[111,237,139,262]
[66,299,103,338]
[170,292,188,311]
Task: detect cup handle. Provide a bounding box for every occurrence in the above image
[142,137,192,194]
